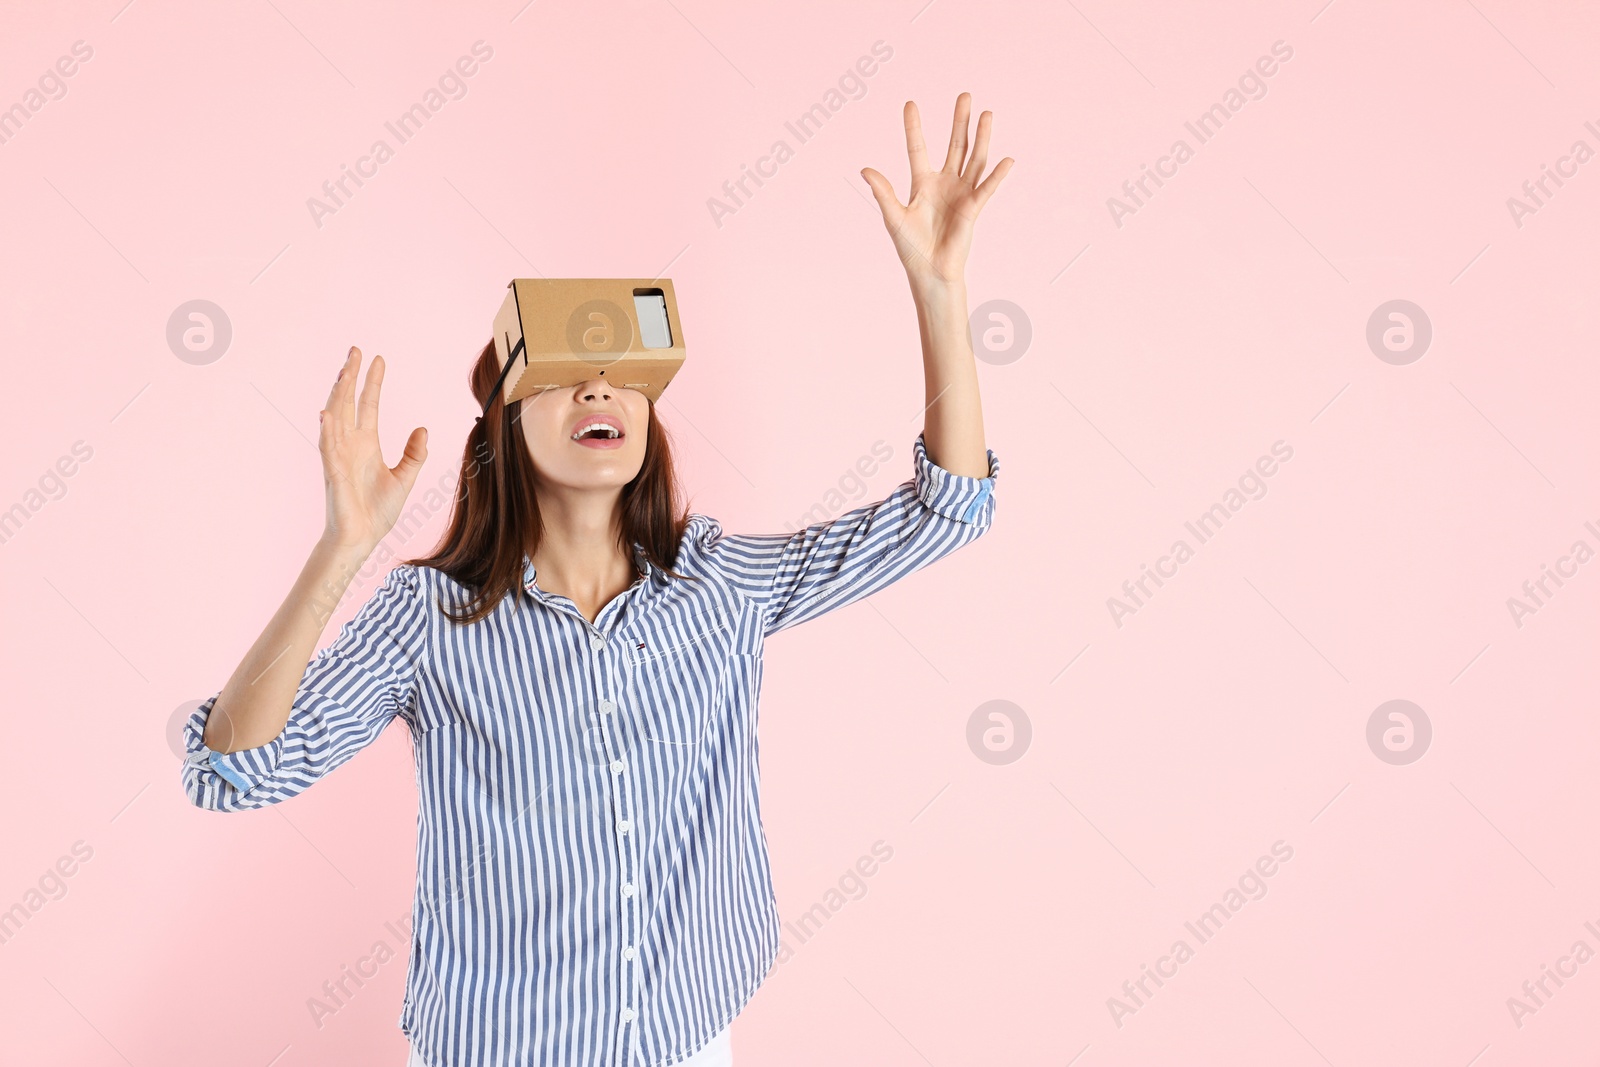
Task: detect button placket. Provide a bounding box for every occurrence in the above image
[594,625,643,1041]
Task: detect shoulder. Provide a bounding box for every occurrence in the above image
[671,512,727,572]
[376,561,465,624]
[671,512,776,586]
[671,511,790,588]
[393,559,486,615]
[683,511,725,547]
[379,561,428,595]
[359,561,433,617]
[670,513,769,627]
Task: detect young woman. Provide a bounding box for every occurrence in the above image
[182,94,1010,1067]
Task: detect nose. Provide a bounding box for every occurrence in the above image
[574,378,614,401]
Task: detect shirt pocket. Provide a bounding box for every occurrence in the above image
[626,606,744,747]
[409,671,470,737]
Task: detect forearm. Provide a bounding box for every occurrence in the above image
[203,537,371,753]
[911,278,989,478]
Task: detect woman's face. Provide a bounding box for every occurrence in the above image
[518,377,651,493]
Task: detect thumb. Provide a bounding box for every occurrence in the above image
[860,168,904,226]
[392,426,428,490]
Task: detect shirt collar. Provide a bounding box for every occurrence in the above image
[520,542,660,596]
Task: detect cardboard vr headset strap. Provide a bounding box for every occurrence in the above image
[478,334,526,423]
[488,278,687,409]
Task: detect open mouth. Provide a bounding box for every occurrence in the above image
[571,416,626,448]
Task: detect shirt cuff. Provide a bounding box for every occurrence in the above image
[183,695,285,795]
[912,432,1000,525]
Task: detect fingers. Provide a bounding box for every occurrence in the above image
[323,345,362,438]
[357,353,385,430]
[963,110,993,186]
[860,167,905,227]
[320,348,354,465]
[340,348,360,426]
[974,156,1015,210]
[942,92,972,174]
[901,100,931,178]
[323,346,356,420]
[392,426,429,490]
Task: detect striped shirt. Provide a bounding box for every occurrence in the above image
[182,431,999,1067]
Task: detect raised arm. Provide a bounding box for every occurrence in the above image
[182,347,430,810]
[692,433,998,636]
[690,95,1011,635]
[861,92,1014,478]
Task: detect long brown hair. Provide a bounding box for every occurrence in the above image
[405,339,695,625]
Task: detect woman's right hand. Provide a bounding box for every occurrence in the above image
[319,346,429,555]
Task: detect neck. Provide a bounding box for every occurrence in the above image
[528,483,637,617]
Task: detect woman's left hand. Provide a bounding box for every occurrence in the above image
[861,93,1014,289]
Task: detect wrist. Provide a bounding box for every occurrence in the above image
[908,273,968,306]
[313,534,374,572]
[306,537,371,628]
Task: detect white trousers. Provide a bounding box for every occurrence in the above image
[406,1025,732,1066]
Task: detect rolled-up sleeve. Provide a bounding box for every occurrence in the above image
[181,563,430,812]
[699,432,999,636]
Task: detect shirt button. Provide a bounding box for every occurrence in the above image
[617,819,631,834]
[623,946,636,960]
[600,699,615,715]
[622,882,635,897]
[610,760,624,774]
[621,1007,636,1022]
[590,635,605,652]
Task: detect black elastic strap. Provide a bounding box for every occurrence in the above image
[476,335,526,427]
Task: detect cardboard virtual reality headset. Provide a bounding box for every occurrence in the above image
[490,278,686,406]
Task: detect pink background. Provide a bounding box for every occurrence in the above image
[3,0,1598,1063]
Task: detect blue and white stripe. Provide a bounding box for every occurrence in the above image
[182,431,999,1067]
